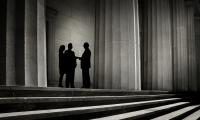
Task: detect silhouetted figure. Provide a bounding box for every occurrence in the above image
[58,45,65,87]
[79,42,91,88]
[65,43,76,88]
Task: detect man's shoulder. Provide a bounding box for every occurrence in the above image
[86,49,91,52]
[71,51,75,55]
[65,50,74,53]
[87,49,91,54]
[64,50,68,53]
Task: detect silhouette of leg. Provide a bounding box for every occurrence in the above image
[59,72,64,87]
[82,69,86,88]
[82,68,90,88]
[85,69,90,88]
[65,73,70,88]
[68,70,75,88]
[87,69,90,88]
[71,69,75,88]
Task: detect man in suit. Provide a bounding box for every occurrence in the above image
[79,42,91,88]
[65,43,76,88]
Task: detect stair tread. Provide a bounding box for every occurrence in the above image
[91,102,189,120]
[183,108,200,120]
[0,87,171,97]
[0,86,169,93]
[151,105,200,120]
[0,94,175,104]
[0,98,181,119]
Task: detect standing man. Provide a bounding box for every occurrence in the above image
[65,43,76,88]
[79,42,91,88]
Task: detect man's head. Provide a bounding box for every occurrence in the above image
[59,45,65,52]
[68,43,73,50]
[83,42,89,49]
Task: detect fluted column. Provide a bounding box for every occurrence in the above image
[6,0,17,85]
[0,0,47,87]
[195,17,200,91]
[111,0,121,89]
[25,0,47,87]
[0,0,7,85]
[186,1,197,91]
[95,0,105,89]
[0,0,17,85]
[95,0,141,90]
[37,0,47,87]
[172,0,188,91]
[24,0,38,86]
[143,0,199,92]
[144,0,172,91]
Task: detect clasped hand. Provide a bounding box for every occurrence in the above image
[76,56,81,60]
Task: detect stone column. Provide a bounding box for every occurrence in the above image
[24,0,38,86]
[95,0,105,89]
[104,0,112,89]
[15,0,25,86]
[195,17,200,91]
[111,0,121,89]
[6,0,17,85]
[95,0,141,90]
[185,1,197,91]
[0,0,18,85]
[172,0,188,91]
[144,0,172,91]
[143,0,198,92]
[24,0,47,87]
[0,0,7,85]
[37,0,47,87]
[2,0,47,87]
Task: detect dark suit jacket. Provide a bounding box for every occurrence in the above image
[80,49,91,69]
[65,50,77,71]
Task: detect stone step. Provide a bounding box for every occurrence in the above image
[151,105,200,120]
[0,86,170,97]
[0,98,182,120]
[183,108,200,120]
[92,102,190,120]
[0,94,177,113]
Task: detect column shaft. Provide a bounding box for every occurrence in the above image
[186,2,197,91]
[37,0,47,87]
[95,0,141,90]
[144,0,172,91]
[24,0,38,86]
[0,0,7,85]
[6,0,16,85]
[15,0,25,85]
[172,0,188,91]
[195,18,200,91]
[97,0,105,89]
[111,0,121,89]
[5,0,47,87]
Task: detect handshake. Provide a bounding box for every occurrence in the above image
[76,57,81,60]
